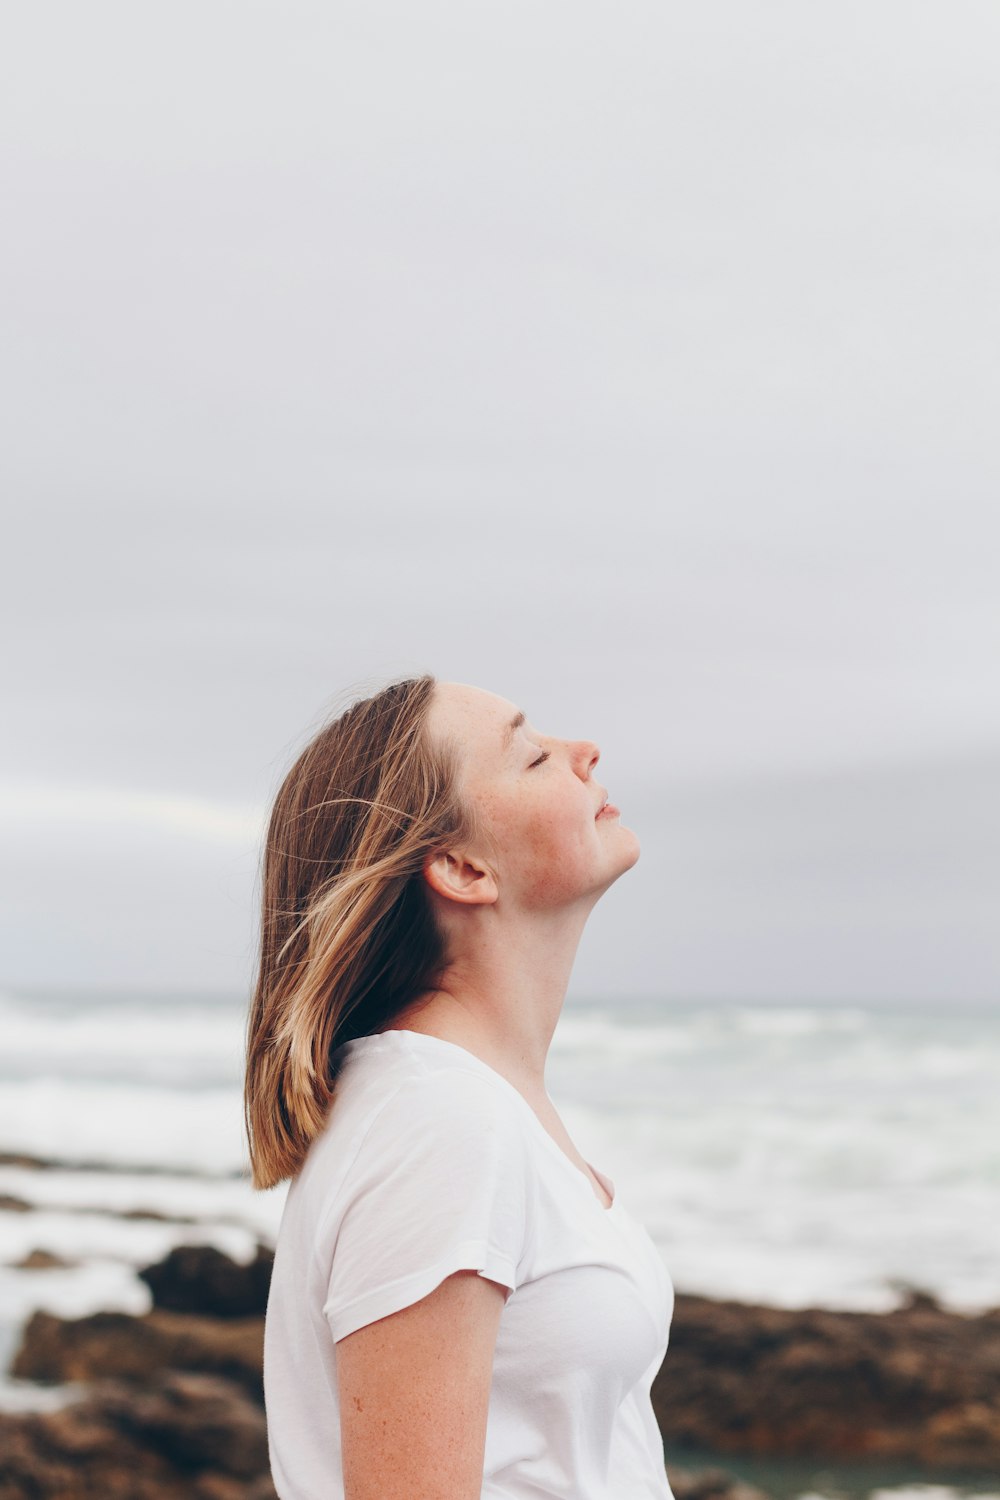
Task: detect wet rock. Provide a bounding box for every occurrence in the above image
[195,1481,278,1500]
[118,1207,197,1223]
[0,1369,749,1500]
[0,1152,51,1171]
[12,1243,1000,1475]
[652,1291,1000,1470]
[12,1309,265,1402]
[139,1242,274,1317]
[0,1189,199,1226]
[96,1370,268,1477]
[668,1465,772,1500]
[0,1372,278,1500]
[0,1193,32,1213]
[10,1248,74,1270]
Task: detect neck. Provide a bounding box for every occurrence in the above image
[386,901,596,1102]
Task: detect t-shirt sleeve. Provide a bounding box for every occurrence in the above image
[322,1070,531,1343]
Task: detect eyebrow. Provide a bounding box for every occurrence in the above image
[501,710,526,751]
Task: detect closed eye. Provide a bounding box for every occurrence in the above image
[529,750,550,768]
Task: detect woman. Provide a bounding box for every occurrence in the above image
[245,674,675,1499]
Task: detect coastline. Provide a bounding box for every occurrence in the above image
[2,1234,999,1500]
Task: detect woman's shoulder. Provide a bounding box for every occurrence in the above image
[328,1031,536,1149]
[292,1033,537,1237]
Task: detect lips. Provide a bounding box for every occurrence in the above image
[595,790,609,817]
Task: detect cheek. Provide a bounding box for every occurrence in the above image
[506,802,596,902]
[528,803,588,854]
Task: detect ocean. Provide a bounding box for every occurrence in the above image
[1,985,998,1498]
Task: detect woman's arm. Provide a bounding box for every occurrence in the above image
[337,1268,507,1500]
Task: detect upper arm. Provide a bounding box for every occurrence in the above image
[337,1267,507,1500]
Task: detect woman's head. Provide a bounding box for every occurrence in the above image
[244,675,638,1188]
[421,681,639,918]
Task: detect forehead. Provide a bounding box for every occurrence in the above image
[428,681,522,759]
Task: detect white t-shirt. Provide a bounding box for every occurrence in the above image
[264,1028,675,1500]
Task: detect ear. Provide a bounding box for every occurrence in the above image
[422,848,499,907]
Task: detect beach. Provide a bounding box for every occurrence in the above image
[2,987,998,1499]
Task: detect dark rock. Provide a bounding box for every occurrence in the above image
[894,1285,944,1312]
[0,1373,278,1500]
[0,1152,51,1171]
[0,1374,753,1500]
[0,1193,32,1213]
[96,1370,268,1477]
[652,1291,1000,1471]
[196,1480,278,1500]
[0,1150,243,1180]
[668,1465,772,1500]
[12,1309,266,1402]
[118,1207,197,1223]
[10,1248,74,1270]
[139,1242,274,1317]
[12,1245,1000,1477]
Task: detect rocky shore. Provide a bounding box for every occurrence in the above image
[3,1242,998,1498]
[653,1288,1000,1471]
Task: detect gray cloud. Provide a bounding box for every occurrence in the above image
[2,2,998,1000]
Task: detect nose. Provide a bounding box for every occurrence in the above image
[572,739,600,778]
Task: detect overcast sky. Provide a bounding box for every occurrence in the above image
[2,2,997,1004]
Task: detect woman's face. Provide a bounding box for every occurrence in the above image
[428,681,640,911]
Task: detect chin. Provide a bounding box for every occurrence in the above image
[617,825,641,871]
[602,822,640,884]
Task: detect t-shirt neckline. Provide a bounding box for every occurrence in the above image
[345,1028,620,1214]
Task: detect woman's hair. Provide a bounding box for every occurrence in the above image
[244,673,479,1190]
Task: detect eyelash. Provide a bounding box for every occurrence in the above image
[529,750,550,768]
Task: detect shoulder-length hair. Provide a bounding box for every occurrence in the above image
[244,674,477,1190]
